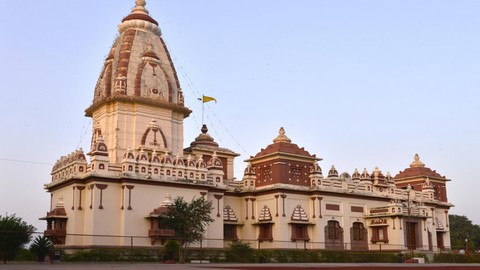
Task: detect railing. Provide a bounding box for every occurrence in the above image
[44,229,67,237]
[148,229,175,237]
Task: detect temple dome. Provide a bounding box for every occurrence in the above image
[394,154,446,180]
[251,127,315,159]
[190,125,219,148]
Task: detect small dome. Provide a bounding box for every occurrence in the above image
[243,162,255,176]
[46,197,67,217]
[328,165,338,178]
[352,168,361,180]
[173,153,185,167]
[123,147,135,160]
[207,152,223,169]
[196,156,207,169]
[190,125,219,147]
[136,148,148,162]
[310,161,322,175]
[150,150,161,163]
[160,151,172,165]
[92,135,108,155]
[360,168,370,179]
[186,155,196,168]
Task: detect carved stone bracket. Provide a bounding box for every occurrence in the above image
[77,186,85,210]
[214,194,223,217]
[96,184,108,209]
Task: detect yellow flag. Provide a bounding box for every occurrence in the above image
[202,95,217,103]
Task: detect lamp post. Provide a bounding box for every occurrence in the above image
[406,184,413,255]
[406,184,412,216]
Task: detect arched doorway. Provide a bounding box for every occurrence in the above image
[325,220,344,250]
[350,222,368,251]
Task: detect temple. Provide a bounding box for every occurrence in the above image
[42,0,453,252]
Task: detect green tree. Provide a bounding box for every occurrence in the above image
[449,214,480,251]
[29,236,52,262]
[161,196,214,263]
[0,214,35,263]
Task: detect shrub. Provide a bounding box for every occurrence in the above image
[254,249,273,263]
[13,248,35,261]
[225,241,255,263]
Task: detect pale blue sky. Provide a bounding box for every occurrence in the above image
[0,1,479,231]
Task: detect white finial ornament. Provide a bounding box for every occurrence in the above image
[133,0,148,14]
[410,153,425,168]
[273,127,292,143]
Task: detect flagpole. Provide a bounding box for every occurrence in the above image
[202,98,205,125]
[200,95,216,126]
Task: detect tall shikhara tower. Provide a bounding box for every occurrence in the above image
[86,0,191,163]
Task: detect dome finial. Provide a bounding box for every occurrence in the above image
[133,0,148,14]
[410,153,425,168]
[273,127,291,143]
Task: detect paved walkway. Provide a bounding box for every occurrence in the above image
[2,263,480,270]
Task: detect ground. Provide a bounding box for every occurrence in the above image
[2,263,480,270]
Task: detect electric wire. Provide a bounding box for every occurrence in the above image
[76,118,91,150]
[0,158,52,166]
[166,42,251,177]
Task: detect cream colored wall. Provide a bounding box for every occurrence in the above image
[225,192,431,250]
[204,193,225,248]
[53,177,452,251]
[91,102,184,164]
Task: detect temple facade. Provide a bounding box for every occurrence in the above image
[42,0,453,252]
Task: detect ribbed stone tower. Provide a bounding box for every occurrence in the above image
[85,0,191,163]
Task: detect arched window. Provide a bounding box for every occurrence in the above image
[128,165,133,171]
[352,222,365,241]
[178,171,183,177]
[327,220,341,240]
[154,168,159,174]
[99,164,105,170]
